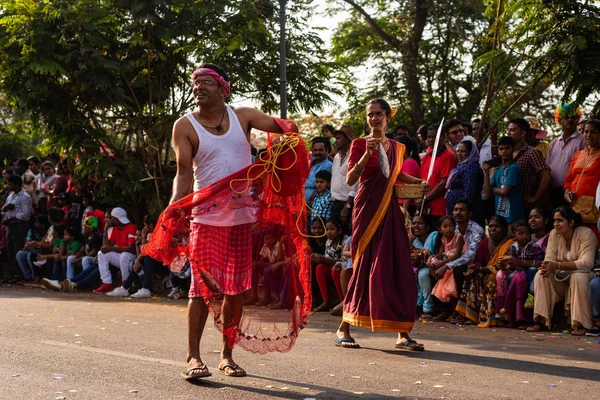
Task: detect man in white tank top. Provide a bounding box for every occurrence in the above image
[171,63,286,380]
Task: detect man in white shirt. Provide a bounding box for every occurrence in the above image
[330,126,358,234]
[2,175,32,283]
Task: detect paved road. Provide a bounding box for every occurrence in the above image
[1,286,599,400]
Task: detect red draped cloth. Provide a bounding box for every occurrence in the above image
[343,139,417,332]
[143,120,311,354]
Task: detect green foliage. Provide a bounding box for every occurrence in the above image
[0,0,339,218]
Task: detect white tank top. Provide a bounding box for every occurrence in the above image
[185,106,255,226]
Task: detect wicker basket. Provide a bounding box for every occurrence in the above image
[394,184,425,199]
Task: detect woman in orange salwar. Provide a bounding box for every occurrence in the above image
[563,119,600,241]
[334,99,428,351]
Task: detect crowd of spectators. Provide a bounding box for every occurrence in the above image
[3,103,600,336]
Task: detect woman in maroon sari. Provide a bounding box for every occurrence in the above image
[335,99,428,350]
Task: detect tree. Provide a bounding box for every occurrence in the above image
[0,0,339,218]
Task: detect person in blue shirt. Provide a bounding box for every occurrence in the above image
[305,137,332,202]
[484,136,524,223]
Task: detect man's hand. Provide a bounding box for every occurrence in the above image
[340,206,349,222]
[311,253,322,263]
[200,268,222,293]
[434,264,449,280]
[525,195,536,207]
[100,245,113,253]
[133,258,142,273]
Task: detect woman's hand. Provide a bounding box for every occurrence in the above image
[364,137,381,156]
[540,261,558,277]
[564,191,575,205]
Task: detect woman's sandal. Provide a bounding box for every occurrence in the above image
[526,324,547,333]
[431,312,451,322]
[570,327,588,336]
[395,339,425,352]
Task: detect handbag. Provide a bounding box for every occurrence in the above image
[553,269,593,282]
[571,158,600,224]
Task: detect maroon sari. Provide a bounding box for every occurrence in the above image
[342,139,417,332]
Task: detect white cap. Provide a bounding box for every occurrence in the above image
[110,207,130,225]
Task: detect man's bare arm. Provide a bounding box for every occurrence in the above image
[170,118,195,204]
[235,107,285,134]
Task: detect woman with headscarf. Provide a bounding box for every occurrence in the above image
[445,139,484,227]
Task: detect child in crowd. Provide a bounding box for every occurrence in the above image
[39,224,66,287]
[484,136,524,223]
[330,232,353,316]
[254,231,285,307]
[312,219,348,312]
[427,216,465,272]
[168,261,191,300]
[496,220,544,328]
[409,215,437,320]
[63,226,84,280]
[310,170,333,228]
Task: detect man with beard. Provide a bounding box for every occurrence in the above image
[306,137,333,205]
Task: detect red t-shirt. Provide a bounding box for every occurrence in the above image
[108,223,137,248]
[420,148,457,216]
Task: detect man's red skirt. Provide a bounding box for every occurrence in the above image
[188,222,253,297]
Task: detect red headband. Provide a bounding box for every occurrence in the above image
[191,68,231,98]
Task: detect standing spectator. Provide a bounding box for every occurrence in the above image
[38,161,58,215]
[443,119,465,151]
[92,207,137,293]
[508,118,551,215]
[48,159,69,208]
[420,126,457,227]
[16,159,37,209]
[473,118,493,168]
[321,124,336,152]
[305,137,332,203]
[484,136,524,223]
[563,119,600,241]
[27,157,41,207]
[523,116,550,159]
[393,124,409,140]
[2,175,33,283]
[330,126,357,233]
[545,104,586,209]
[445,139,484,226]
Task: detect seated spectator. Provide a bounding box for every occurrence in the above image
[455,215,512,326]
[39,224,66,286]
[59,216,103,292]
[2,175,33,283]
[590,270,600,335]
[310,170,333,229]
[496,220,544,328]
[63,226,84,280]
[92,207,137,293]
[409,215,437,320]
[254,231,285,307]
[445,139,484,226]
[108,215,165,298]
[312,219,347,312]
[432,199,485,322]
[427,216,465,277]
[529,206,597,335]
[529,207,551,251]
[81,195,105,233]
[484,136,524,223]
[168,261,191,299]
[309,218,327,306]
[330,232,353,316]
[563,119,600,241]
[16,215,50,283]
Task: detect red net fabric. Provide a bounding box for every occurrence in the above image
[142,127,311,354]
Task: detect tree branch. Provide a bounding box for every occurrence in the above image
[341,0,402,49]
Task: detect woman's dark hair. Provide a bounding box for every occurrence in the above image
[458,139,473,153]
[489,214,509,234]
[512,220,531,233]
[433,216,455,254]
[396,136,421,166]
[529,207,551,231]
[366,98,392,116]
[552,205,583,229]
[325,218,342,230]
[584,119,600,133]
[48,207,65,224]
[53,224,66,237]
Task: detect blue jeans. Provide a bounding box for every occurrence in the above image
[590,277,600,320]
[123,256,166,290]
[72,257,100,289]
[51,259,66,281]
[418,268,434,313]
[16,250,35,280]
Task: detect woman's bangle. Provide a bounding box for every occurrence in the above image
[414,178,422,184]
[353,165,364,174]
[557,262,561,270]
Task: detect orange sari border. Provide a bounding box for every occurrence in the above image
[352,142,406,270]
[343,312,415,332]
